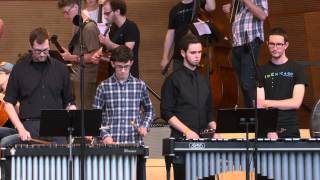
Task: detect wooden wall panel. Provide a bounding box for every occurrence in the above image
[269,0,320,15]
[0,1,72,62]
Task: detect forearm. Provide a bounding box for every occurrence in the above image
[4,102,24,131]
[205,0,216,11]
[266,99,302,110]
[105,40,119,50]
[162,30,174,59]
[168,116,190,134]
[242,0,268,20]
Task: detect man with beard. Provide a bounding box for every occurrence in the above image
[95,0,140,78]
[1,27,75,147]
[160,34,217,180]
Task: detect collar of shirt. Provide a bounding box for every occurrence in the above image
[181,65,199,78]
[110,73,134,85]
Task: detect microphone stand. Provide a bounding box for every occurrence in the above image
[246,33,260,180]
[76,1,86,180]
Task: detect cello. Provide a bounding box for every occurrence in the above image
[189,0,240,111]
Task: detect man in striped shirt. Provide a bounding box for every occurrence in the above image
[223,0,268,107]
[93,45,154,145]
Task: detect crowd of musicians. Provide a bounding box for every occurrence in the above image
[0,0,309,180]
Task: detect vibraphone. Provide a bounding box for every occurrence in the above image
[163,138,320,180]
[0,144,149,180]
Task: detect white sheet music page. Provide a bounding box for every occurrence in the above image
[193,22,212,36]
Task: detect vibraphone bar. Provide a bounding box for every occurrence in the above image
[0,144,149,180]
[163,138,320,180]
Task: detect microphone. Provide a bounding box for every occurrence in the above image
[72,15,83,27]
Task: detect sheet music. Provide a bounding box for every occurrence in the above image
[193,22,212,36]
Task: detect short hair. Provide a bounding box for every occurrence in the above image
[57,0,78,9]
[29,27,49,47]
[179,34,201,52]
[105,0,127,16]
[111,45,133,63]
[269,27,288,42]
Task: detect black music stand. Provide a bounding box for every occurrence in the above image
[216,108,278,180]
[40,109,102,137]
[40,109,102,180]
[216,108,278,136]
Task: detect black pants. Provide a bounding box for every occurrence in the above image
[231,38,262,107]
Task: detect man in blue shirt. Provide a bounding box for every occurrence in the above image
[93,45,154,145]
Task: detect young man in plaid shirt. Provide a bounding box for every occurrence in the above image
[93,45,154,145]
[222,0,268,107]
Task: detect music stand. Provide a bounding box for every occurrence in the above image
[216,108,278,136]
[216,108,278,180]
[40,109,102,180]
[40,109,102,137]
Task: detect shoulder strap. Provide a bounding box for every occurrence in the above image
[68,19,96,53]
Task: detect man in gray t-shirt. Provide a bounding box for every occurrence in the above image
[58,0,101,109]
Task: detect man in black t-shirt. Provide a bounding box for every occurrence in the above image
[257,27,307,139]
[160,0,216,73]
[96,0,140,78]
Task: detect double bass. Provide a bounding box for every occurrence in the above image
[189,0,240,111]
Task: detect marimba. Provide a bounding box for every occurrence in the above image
[0,144,149,180]
[163,138,320,180]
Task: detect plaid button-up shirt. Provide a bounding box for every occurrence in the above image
[93,74,154,144]
[232,0,268,47]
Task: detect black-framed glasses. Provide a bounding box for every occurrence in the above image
[268,42,286,48]
[32,48,49,55]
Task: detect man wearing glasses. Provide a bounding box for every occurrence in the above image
[95,0,140,78]
[93,45,154,146]
[1,27,76,147]
[257,27,307,140]
[57,0,101,109]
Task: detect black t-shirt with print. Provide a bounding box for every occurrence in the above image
[258,60,307,131]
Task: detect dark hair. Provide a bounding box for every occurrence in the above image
[105,0,127,16]
[57,0,78,9]
[269,27,288,42]
[179,34,201,52]
[111,45,133,63]
[29,27,49,47]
